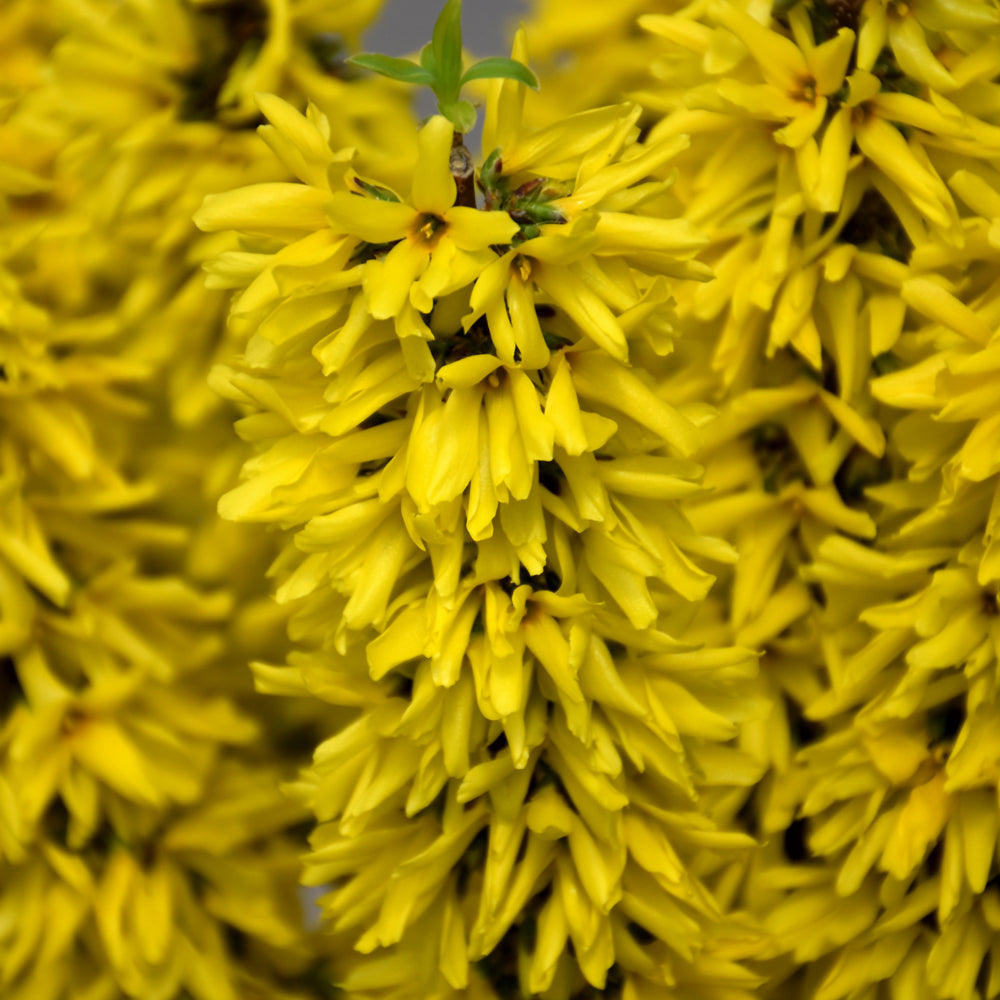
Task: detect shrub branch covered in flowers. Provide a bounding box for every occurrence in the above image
[6,0,1000,998]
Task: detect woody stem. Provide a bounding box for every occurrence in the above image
[450,131,476,208]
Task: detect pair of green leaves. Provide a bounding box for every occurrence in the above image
[348,0,538,133]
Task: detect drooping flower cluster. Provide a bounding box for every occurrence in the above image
[197,30,776,996]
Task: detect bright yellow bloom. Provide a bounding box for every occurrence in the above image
[328,116,518,321]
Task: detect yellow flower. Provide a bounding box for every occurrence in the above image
[297,619,762,992]
[514,0,665,122]
[641,0,1000,249]
[858,0,1000,93]
[475,32,710,365]
[686,2,856,209]
[328,116,519,323]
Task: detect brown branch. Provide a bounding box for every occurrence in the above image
[450,132,476,208]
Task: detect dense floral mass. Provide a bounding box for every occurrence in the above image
[4,0,1000,998]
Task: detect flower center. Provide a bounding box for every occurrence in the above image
[415,212,446,246]
[795,76,818,104]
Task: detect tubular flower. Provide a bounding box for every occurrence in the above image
[766,257,1000,997]
[0,263,326,988]
[13,0,1000,995]
[326,116,519,326]
[38,0,391,129]
[508,0,669,122]
[725,313,1000,998]
[11,0,409,424]
[282,628,764,997]
[0,771,320,1000]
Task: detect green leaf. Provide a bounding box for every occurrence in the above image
[439,98,476,134]
[347,53,435,86]
[431,0,463,104]
[354,178,401,203]
[419,42,437,76]
[460,57,539,90]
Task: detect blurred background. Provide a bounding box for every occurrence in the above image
[366,0,530,60]
[364,0,532,141]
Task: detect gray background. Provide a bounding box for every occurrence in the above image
[364,0,532,138]
[366,0,530,60]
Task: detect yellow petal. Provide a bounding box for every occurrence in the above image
[446,206,518,249]
[132,860,173,965]
[466,251,516,328]
[534,265,628,361]
[255,93,333,187]
[428,386,485,503]
[506,272,550,369]
[811,107,853,211]
[957,790,998,894]
[881,772,952,879]
[594,212,707,255]
[366,240,429,319]
[811,28,855,94]
[887,15,956,92]
[545,354,602,456]
[195,183,331,233]
[70,719,162,806]
[528,893,569,994]
[326,192,416,243]
[901,277,992,346]
[708,1,807,91]
[775,99,827,148]
[412,115,457,215]
[856,6,887,72]
[481,28,529,156]
[437,354,503,389]
[819,390,886,456]
[508,369,555,462]
[854,117,956,230]
[95,850,136,968]
[570,351,698,456]
[867,291,907,355]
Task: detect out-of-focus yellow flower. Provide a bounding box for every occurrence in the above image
[643,2,993,246]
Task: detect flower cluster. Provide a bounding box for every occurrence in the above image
[196,29,774,996]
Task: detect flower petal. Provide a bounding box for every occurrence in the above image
[366,240,429,319]
[708,1,807,92]
[195,183,331,233]
[506,273,550,369]
[811,28,855,95]
[327,192,417,243]
[445,206,518,250]
[533,263,629,362]
[412,115,458,215]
